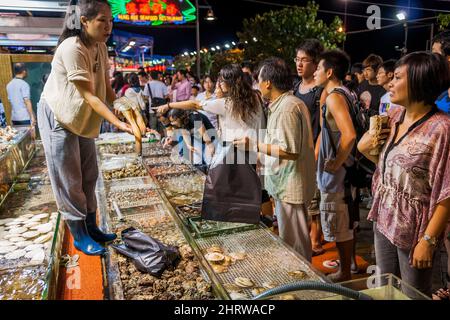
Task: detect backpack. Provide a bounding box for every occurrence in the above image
[325,87,372,188]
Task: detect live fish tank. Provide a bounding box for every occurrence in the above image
[318,273,431,300]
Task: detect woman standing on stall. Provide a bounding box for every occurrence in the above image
[38,0,132,256]
[358,52,450,297]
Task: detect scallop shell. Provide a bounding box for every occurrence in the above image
[36,223,53,234]
[206,245,224,254]
[23,221,40,228]
[21,214,34,219]
[0,218,15,226]
[211,264,228,274]
[262,281,278,289]
[251,287,267,296]
[223,283,242,293]
[13,217,29,223]
[8,227,27,234]
[5,249,26,260]
[0,240,12,247]
[234,277,254,288]
[5,221,23,227]
[9,237,26,243]
[288,270,307,280]
[229,292,248,300]
[22,231,40,239]
[30,250,45,264]
[24,244,44,252]
[229,251,247,261]
[34,213,50,220]
[0,246,17,254]
[204,252,225,263]
[33,233,52,244]
[15,241,33,248]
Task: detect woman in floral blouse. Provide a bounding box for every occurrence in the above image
[358,52,450,297]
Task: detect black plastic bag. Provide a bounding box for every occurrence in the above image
[201,144,261,224]
[112,227,180,277]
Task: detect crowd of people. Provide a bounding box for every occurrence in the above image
[152,34,449,299]
[3,0,449,300]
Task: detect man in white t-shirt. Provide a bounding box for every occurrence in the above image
[6,63,36,126]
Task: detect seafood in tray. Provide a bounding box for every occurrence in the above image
[102,156,147,181]
[98,143,135,156]
[0,126,19,143]
[0,212,58,269]
[142,143,171,157]
[156,173,205,205]
[0,265,47,300]
[111,215,214,300]
[107,188,161,210]
[149,164,193,177]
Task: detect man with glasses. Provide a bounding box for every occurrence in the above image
[293,39,327,257]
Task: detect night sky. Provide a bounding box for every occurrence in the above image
[117,0,450,63]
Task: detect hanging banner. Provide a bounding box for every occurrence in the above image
[108,0,196,26]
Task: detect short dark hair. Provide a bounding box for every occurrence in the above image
[381,59,397,74]
[177,69,188,77]
[241,61,253,71]
[296,39,324,64]
[149,71,159,80]
[320,50,350,81]
[258,57,293,92]
[362,54,383,71]
[137,71,148,78]
[396,51,450,106]
[13,63,27,75]
[192,85,200,91]
[128,73,140,88]
[351,63,363,75]
[433,30,450,56]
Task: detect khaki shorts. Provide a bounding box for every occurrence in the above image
[307,188,321,217]
[320,192,354,243]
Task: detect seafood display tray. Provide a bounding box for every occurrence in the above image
[109,203,170,223]
[195,228,327,300]
[106,188,161,210]
[104,176,157,191]
[188,216,260,238]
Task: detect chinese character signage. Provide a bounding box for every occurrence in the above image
[108,0,196,26]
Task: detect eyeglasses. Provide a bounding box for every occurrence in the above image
[294,57,313,64]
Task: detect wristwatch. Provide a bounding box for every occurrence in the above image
[422,234,437,247]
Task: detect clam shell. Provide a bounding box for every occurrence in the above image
[24,244,44,252]
[234,277,254,288]
[8,227,27,234]
[0,218,15,226]
[5,221,22,227]
[229,252,247,261]
[33,233,52,244]
[204,252,225,263]
[22,231,40,239]
[9,237,26,243]
[15,241,33,248]
[211,264,228,274]
[5,249,26,260]
[0,246,17,254]
[229,292,248,300]
[0,240,12,247]
[23,221,40,228]
[13,217,29,223]
[34,213,50,220]
[36,223,53,234]
[21,214,34,219]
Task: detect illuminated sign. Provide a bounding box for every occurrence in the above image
[108,0,196,26]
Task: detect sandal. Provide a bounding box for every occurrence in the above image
[432,288,450,300]
[312,248,325,257]
[323,259,340,269]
